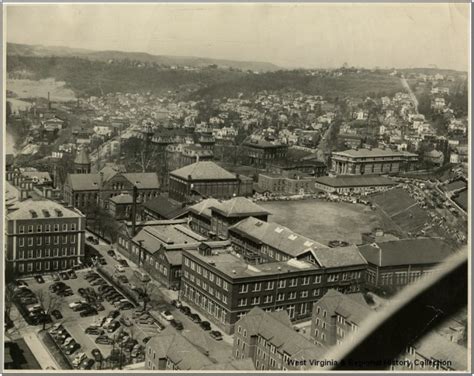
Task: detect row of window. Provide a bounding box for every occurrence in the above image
[17,258,76,273]
[17,247,78,259]
[18,223,77,234]
[182,283,228,324]
[184,258,229,291]
[18,235,76,247]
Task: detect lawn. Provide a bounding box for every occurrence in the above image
[259,199,385,245]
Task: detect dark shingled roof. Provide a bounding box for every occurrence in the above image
[358,238,455,267]
[143,195,187,219]
[210,197,270,218]
[170,161,237,181]
[333,148,417,159]
[74,147,90,165]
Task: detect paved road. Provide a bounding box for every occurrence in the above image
[400,76,419,113]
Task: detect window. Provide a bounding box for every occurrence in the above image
[251,296,260,305]
[222,296,228,304]
[45,249,50,257]
[45,236,50,245]
[54,236,59,245]
[28,225,33,233]
[223,281,229,291]
[63,235,68,244]
[238,298,247,307]
[328,274,339,282]
[289,292,296,300]
[18,264,24,272]
[19,238,25,247]
[323,310,327,318]
[253,282,262,292]
[27,262,33,272]
[71,235,76,244]
[289,278,297,287]
[71,223,76,231]
[239,284,249,293]
[278,279,286,288]
[276,293,284,302]
[266,281,274,290]
[301,290,308,298]
[45,224,51,232]
[316,307,321,315]
[264,295,273,304]
[37,225,42,232]
[302,276,310,285]
[19,225,25,234]
[314,275,322,284]
[28,237,33,246]
[54,224,59,232]
[45,262,50,271]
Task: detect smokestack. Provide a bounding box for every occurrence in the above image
[131,185,138,236]
[48,92,51,110]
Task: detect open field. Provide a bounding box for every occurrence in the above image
[259,199,385,245]
[7,78,76,102]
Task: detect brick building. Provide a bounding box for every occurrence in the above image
[5,199,85,279]
[188,198,222,236]
[242,139,288,168]
[63,170,160,216]
[314,175,397,194]
[330,148,418,175]
[180,243,367,334]
[258,172,319,195]
[310,289,372,348]
[358,238,455,290]
[233,307,325,371]
[169,161,252,203]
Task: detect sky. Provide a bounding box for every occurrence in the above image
[6,3,470,71]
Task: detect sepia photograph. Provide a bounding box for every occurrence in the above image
[2,2,470,373]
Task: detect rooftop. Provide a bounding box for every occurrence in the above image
[143,195,187,219]
[185,248,318,279]
[236,307,325,362]
[358,238,455,267]
[414,331,467,370]
[188,198,222,219]
[170,161,237,181]
[74,147,90,165]
[333,148,417,159]
[7,199,84,220]
[229,216,328,258]
[210,197,271,218]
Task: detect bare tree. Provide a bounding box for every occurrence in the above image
[36,290,64,330]
[137,280,158,311]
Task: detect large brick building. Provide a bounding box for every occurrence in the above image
[180,242,367,334]
[330,148,418,176]
[233,307,325,371]
[63,169,160,215]
[314,175,397,194]
[358,238,455,290]
[310,289,372,348]
[242,139,288,168]
[5,199,86,279]
[169,161,252,203]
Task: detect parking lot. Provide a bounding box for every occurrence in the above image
[22,268,162,369]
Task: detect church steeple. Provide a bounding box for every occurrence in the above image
[74,147,91,174]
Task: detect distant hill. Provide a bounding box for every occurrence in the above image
[7,42,281,72]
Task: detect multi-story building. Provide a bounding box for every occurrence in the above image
[258,173,319,195]
[330,148,418,175]
[5,199,86,279]
[314,175,397,194]
[233,307,325,371]
[228,217,328,264]
[169,161,252,203]
[63,170,160,216]
[208,197,270,239]
[142,195,187,221]
[242,139,288,168]
[394,331,467,371]
[180,242,367,334]
[310,289,372,348]
[358,238,455,290]
[188,198,222,236]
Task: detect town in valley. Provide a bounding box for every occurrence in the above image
[4,4,469,373]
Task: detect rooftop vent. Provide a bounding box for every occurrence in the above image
[304,241,314,247]
[232,270,236,274]
[55,209,63,217]
[255,221,263,227]
[288,234,298,241]
[29,209,38,218]
[275,227,284,233]
[42,209,50,218]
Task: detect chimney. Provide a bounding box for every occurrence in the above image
[131,185,138,236]
[99,172,104,189]
[48,92,51,110]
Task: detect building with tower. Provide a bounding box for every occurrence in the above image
[74,147,91,174]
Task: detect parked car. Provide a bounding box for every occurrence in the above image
[91,279,107,287]
[63,337,76,347]
[94,303,105,312]
[52,273,60,282]
[114,265,125,273]
[78,288,87,297]
[142,336,151,344]
[57,288,74,297]
[99,258,107,265]
[16,280,29,287]
[67,270,77,279]
[119,317,133,327]
[171,300,182,308]
[85,327,104,336]
[118,301,134,310]
[91,348,103,362]
[108,310,121,319]
[69,301,84,309]
[190,313,201,323]
[107,321,121,333]
[179,306,191,316]
[95,335,114,345]
[170,319,183,330]
[199,321,211,331]
[51,310,63,320]
[59,272,69,280]
[80,308,98,317]
[64,342,81,355]
[79,358,95,370]
[118,259,129,268]
[117,275,129,284]
[34,275,45,284]
[49,323,63,335]
[160,310,174,321]
[49,282,66,292]
[210,330,223,341]
[107,250,116,258]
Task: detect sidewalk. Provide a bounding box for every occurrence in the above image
[23,329,61,370]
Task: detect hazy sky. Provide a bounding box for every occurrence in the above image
[6,3,470,71]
